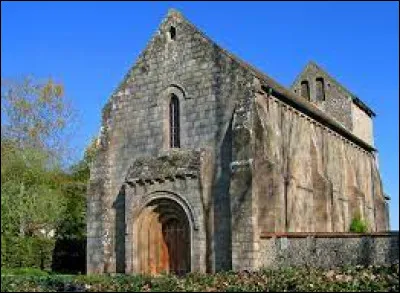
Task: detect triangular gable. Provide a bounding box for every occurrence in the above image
[112,9,182,96]
[292,61,375,117]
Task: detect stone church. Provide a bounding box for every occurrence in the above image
[87,9,390,275]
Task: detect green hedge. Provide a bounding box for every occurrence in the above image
[1,236,55,271]
[1,182,87,273]
[1,264,398,292]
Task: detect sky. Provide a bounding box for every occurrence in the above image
[1,1,398,230]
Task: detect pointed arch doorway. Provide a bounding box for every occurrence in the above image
[135,198,191,276]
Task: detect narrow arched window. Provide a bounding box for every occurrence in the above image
[167,26,176,42]
[301,80,310,101]
[169,26,176,40]
[169,94,180,148]
[316,77,325,101]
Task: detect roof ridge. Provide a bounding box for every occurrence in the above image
[179,13,299,98]
[177,13,375,151]
[181,14,375,118]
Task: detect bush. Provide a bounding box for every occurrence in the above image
[1,264,399,292]
[0,275,72,292]
[350,214,369,233]
[1,236,55,270]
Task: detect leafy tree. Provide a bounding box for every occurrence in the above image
[1,141,67,238]
[1,142,68,269]
[1,76,77,269]
[1,76,77,164]
[52,138,98,273]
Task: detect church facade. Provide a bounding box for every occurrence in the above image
[87,9,390,275]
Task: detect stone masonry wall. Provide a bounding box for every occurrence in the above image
[252,89,388,236]
[87,9,257,274]
[259,233,399,269]
[352,102,374,146]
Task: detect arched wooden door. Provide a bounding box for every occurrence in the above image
[136,199,190,275]
[162,218,190,275]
